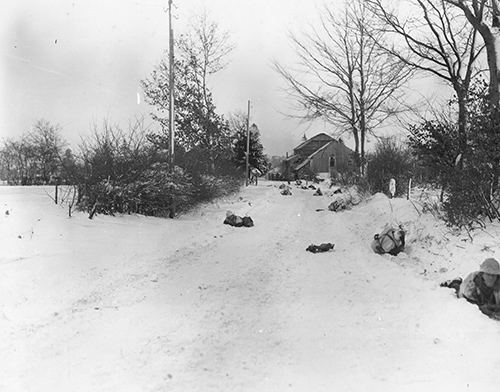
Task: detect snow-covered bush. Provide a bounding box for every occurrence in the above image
[80,165,195,218]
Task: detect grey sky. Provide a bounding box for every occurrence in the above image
[0,0,443,156]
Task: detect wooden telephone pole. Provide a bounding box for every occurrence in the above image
[168,0,175,168]
[245,100,250,186]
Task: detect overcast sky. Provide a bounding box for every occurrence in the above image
[0,0,443,156]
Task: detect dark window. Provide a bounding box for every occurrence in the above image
[329,156,336,168]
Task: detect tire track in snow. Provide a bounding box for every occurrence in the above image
[135,187,307,391]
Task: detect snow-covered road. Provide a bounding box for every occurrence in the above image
[1,183,500,391]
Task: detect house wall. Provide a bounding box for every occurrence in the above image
[281,155,303,179]
[310,141,355,175]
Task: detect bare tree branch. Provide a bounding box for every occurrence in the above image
[366,0,484,154]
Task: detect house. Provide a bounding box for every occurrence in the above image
[281,133,356,180]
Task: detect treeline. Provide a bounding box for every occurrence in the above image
[0,114,268,218]
[0,119,74,185]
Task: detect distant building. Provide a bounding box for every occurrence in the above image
[269,155,285,169]
[281,133,356,180]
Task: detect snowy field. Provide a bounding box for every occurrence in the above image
[1,182,500,392]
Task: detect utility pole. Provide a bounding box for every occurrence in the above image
[245,100,250,186]
[168,0,175,168]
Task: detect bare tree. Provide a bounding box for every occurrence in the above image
[366,0,484,156]
[275,0,413,169]
[443,0,500,107]
[27,119,66,183]
[178,11,235,110]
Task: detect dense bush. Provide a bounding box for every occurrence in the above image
[442,86,500,227]
[442,166,492,228]
[408,119,460,188]
[409,81,500,227]
[337,172,372,195]
[77,122,244,218]
[193,174,242,202]
[366,138,414,196]
[80,165,195,218]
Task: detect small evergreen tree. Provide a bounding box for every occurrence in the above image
[228,113,269,175]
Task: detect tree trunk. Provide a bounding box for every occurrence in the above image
[484,32,500,109]
[359,110,367,176]
[360,131,366,176]
[456,89,468,159]
[493,0,500,109]
[352,126,361,173]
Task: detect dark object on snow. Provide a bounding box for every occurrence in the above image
[313,188,323,196]
[279,183,287,189]
[440,277,463,296]
[301,185,308,190]
[242,216,254,227]
[224,214,243,227]
[295,180,302,186]
[328,199,348,212]
[371,226,406,256]
[308,185,316,190]
[224,211,254,228]
[306,243,335,253]
[315,208,325,212]
[333,188,342,194]
[281,188,292,196]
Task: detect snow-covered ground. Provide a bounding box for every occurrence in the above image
[1,182,500,392]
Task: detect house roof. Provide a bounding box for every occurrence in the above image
[294,159,310,172]
[283,154,300,162]
[307,140,334,159]
[294,132,334,151]
[293,141,335,172]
